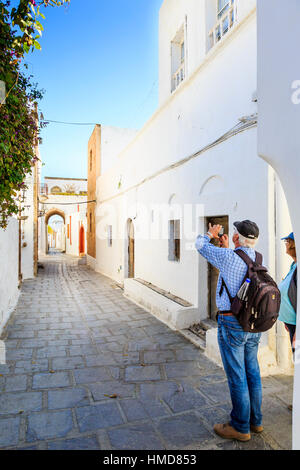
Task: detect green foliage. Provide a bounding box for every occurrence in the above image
[9,0,70,56]
[0,0,70,229]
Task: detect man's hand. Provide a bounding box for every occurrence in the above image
[219,234,229,248]
[207,223,222,239]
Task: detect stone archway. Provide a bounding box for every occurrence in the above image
[44,209,66,254]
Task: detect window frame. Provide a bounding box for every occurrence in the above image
[180,40,185,63]
[168,219,181,262]
[171,24,186,93]
[217,0,230,18]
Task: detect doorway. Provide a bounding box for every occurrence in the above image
[206,215,229,321]
[127,219,135,278]
[79,225,85,255]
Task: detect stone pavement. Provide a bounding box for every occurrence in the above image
[0,252,293,450]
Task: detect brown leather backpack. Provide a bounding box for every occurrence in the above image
[220,250,281,333]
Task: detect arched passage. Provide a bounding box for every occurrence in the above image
[44,209,66,254]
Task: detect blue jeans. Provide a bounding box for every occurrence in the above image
[217,314,263,434]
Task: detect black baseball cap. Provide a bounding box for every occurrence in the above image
[233,220,259,240]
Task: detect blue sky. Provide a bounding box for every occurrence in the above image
[25,0,163,181]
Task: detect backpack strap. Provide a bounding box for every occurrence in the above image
[235,249,263,266]
[234,249,255,267]
[219,278,234,303]
[219,250,263,303]
[255,252,263,265]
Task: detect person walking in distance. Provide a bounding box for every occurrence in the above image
[195,220,264,442]
[278,232,297,412]
[278,232,297,355]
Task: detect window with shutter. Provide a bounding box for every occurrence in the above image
[168,220,181,262]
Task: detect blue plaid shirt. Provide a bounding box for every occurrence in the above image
[195,234,259,311]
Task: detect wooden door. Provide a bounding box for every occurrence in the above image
[79,225,85,255]
[206,216,229,321]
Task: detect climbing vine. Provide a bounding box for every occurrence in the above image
[0,0,70,228]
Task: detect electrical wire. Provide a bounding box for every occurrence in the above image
[40,200,96,205]
[40,79,158,128]
[98,115,258,205]
[40,120,99,126]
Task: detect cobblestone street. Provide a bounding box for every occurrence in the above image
[0,253,293,450]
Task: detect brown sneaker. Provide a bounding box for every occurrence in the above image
[250,425,264,433]
[214,423,251,442]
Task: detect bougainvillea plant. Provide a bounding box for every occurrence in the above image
[0,0,70,229]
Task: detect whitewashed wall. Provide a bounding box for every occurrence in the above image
[101,126,139,175]
[0,219,19,335]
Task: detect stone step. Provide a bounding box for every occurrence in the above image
[179,328,206,351]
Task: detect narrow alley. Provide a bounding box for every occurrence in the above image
[0,253,293,450]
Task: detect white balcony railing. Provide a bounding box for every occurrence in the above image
[172,62,185,92]
[208,0,236,50]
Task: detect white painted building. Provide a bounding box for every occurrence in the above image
[89,0,293,375]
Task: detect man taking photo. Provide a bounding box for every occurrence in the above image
[195,220,263,442]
